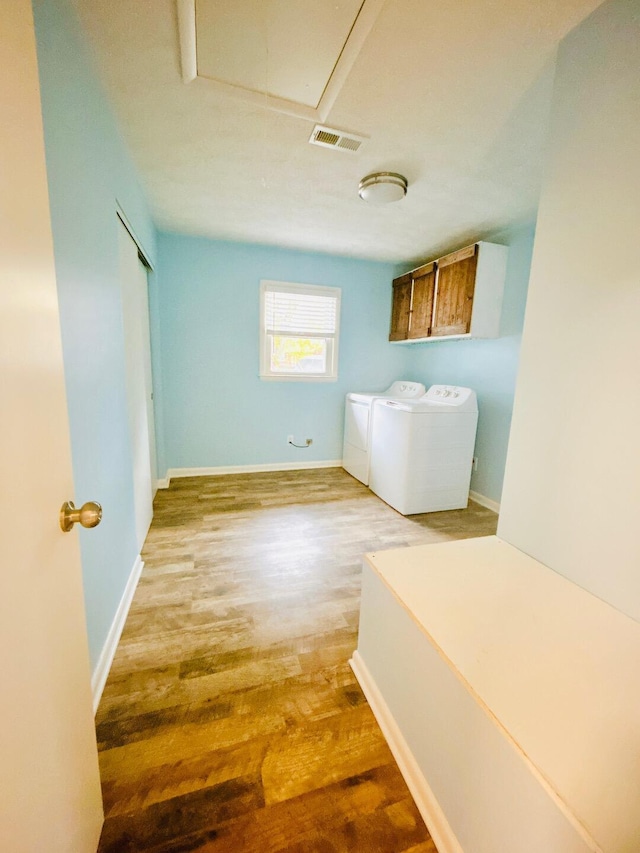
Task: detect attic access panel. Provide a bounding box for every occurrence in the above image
[178,0,385,121]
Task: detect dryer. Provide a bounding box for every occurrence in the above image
[369,385,478,514]
[342,380,425,485]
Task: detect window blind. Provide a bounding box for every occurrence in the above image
[264,288,338,336]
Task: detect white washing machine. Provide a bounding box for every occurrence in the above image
[369,385,478,514]
[342,380,426,485]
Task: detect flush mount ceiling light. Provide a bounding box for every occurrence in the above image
[358,172,407,204]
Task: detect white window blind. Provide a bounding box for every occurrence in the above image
[264,289,338,336]
[260,281,341,381]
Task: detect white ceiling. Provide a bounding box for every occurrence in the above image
[71,0,603,264]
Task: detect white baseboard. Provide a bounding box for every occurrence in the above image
[156,477,170,489]
[160,459,342,486]
[350,650,464,853]
[469,489,500,514]
[91,554,144,714]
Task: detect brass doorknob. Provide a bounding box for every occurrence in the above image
[60,501,102,532]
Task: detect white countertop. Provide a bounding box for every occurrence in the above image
[365,535,640,853]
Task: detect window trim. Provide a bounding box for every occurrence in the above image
[259,280,341,382]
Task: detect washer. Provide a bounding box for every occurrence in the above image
[369,385,478,514]
[342,380,426,485]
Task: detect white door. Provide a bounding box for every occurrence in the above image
[0,3,104,851]
[118,219,156,552]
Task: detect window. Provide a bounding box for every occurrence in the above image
[260,280,341,381]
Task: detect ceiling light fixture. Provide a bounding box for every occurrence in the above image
[358,172,407,204]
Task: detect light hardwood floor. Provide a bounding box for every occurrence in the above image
[96,468,498,852]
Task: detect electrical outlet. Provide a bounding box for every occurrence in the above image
[473,457,478,472]
[287,435,294,444]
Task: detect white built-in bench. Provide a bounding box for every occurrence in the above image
[351,536,640,853]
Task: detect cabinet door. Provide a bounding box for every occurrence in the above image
[408,262,436,339]
[432,244,478,336]
[389,273,412,340]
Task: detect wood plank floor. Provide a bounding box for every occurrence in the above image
[96,468,498,852]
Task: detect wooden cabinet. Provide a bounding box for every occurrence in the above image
[389,241,507,342]
[389,263,436,341]
[431,245,477,336]
[389,273,412,341]
[407,262,436,339]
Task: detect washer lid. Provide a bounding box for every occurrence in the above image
[378,385,478,413]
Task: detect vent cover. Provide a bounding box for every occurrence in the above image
[309,124,366,153]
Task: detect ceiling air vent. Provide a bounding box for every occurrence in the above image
[309,124,366,153]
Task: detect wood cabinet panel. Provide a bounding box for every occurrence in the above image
[437,244,476,268]
[389,273,412,341]
[408,263,435,339]
[431,250,477,337]
[389,242,507,342]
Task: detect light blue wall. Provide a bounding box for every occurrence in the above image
[399,225,535,503]
[155,230,533,504]
[155,233,408,472]
[33,0,157,670]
